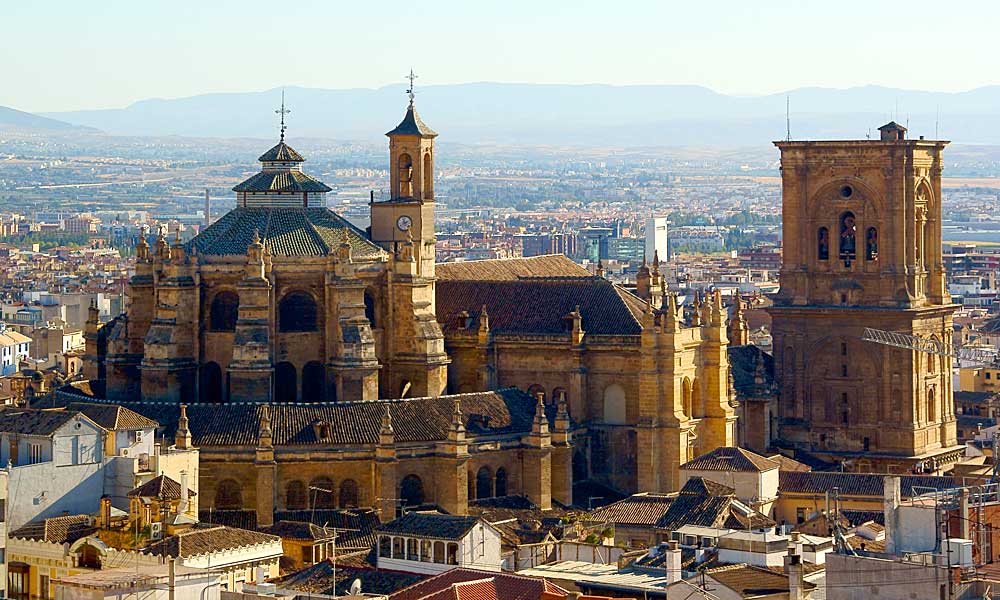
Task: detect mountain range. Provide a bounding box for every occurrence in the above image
[0,105,91,132]
[11,83,1000,146]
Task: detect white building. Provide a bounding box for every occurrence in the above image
[376,512,503,575]
[645,217,669,261]
[0,326,31,375]
[54,564,224,600]
[679,446,781,517]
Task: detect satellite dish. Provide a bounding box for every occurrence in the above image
[350,579,362,595]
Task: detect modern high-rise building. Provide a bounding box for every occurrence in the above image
[645,217,669,261]
[769,122,962,473]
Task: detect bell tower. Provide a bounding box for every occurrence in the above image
[370,70,438,279]
[769,123,959,473]
[369,72,449,398]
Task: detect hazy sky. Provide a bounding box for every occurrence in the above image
[5,0,999,113]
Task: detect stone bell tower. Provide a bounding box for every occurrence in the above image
[370,72,449,398]
[770,122,959,473]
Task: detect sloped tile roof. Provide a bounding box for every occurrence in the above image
[50,389,540,448]
[778,471,956,498]
[377,512,481,541]
[437,279,645,336]
[264,520,336,541]
[706,564,816,597]
[67,402,158,431]
[278,561,425,597]
[390,568,568,600]
[232,170,331,193]
[258,141,305,162]
[128,474,195,500]
[189,207,384,258]
[680,476,735,497]
[436,255,591,281]
[0,407,77,436]
[141,524,280,558]
[386,106,437,138]
[680,447,779,473]
[10,514,95,543]
[585,493,674,528]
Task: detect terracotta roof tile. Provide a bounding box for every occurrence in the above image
[377,512,482,541]
[10,514,95,543]
[436,255,591,281]
[141,524,280,558]
[67,402,158,431]
[386,106,438,138]
[128,475,195,500]
[680,447,779,473]
[390,568,569,600]
[258,141,305,162]
[585,493,674,528]
[778,472,956,497]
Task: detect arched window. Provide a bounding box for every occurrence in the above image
[279,291,318,332]
[209,291,239,331]
[286,480,307,510]
[215,479,242,509]
[302,361,326,403]
[433,541,445,564]
[603,384,627,424]
[398,153,413,197]
[446,543,458,565]
[423,153,433,199]
[274,362,297,403]
[495,467,507,497]
[309,477,336,509]
[865,227,878,261]
[339,479,359,508]
[476,466,492,499]
[818,227,830,261]
[692,378,703,418]
[364,290,377,328]
[527,384,545,404]
[379,536,391,558]
[682,378,693,418]
[928,387,937,422]
[199,362,223,404]
[839,212,857,262]
[78,543,103,569]
[400,474,424,508]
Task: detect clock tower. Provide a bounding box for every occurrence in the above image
[370,73,438,278]
[369,76,449,398]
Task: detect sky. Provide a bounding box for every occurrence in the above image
[4,0,1000,113]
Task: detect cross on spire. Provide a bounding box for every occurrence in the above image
[275,90,291,142]
[405,69,418,107]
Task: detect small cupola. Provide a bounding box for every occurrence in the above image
[878,121,907,141]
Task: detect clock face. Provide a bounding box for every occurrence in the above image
[396,215,413,231]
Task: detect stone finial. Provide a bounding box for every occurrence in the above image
[690,293,702,326]
[568,305,584,345]
[136,232,150,260]
[531,392,550,437]
[595,259,605,278]
[554,391,571,432]
[711,289,724,326]
[258,405,273,448]
[378,405,395,449]
[479,305,490,330]
[175,404,192,450]
[337,228,352,262]
[754,350,767,387]
[652,249,661,274]
[447,398,466,444]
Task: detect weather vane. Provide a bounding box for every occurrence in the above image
[406,69,418,107]
[275,90,291,142]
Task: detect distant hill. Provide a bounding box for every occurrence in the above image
[41,83,1000,146]
[0,105,93,132]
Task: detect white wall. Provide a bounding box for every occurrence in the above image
[6,460,104,528]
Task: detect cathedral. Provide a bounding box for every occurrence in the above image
[72,94,737,524]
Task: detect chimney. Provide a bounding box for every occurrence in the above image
[786,552,804,600]
[204,189,211,227]
[884,475,901,555]
[179,470,189,516]
[665,541,682,584]
[99,496,112,529]
[959,487,971,540]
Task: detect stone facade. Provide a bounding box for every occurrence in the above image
[83,99,740,520]
[769,123,962,472]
